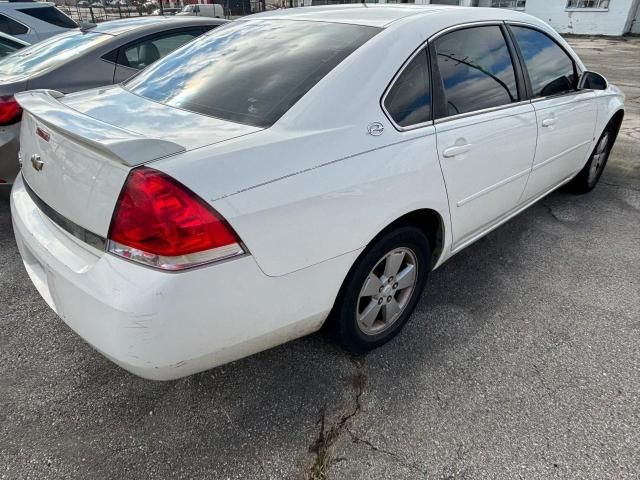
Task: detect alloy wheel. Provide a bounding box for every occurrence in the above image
[588,132,610,184]
[356,247,418,336]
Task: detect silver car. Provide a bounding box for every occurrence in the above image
[0,16,227,196]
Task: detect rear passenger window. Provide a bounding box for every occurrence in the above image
[120,31,200,70]
[510,26,577,98]
[18,7,76,29]
[384,50,431,127]
[434,26,519,116]
[0,14,28,36]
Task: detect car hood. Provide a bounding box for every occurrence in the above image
[61,85,264,152]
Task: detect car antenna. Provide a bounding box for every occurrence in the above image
[79,21,97,31]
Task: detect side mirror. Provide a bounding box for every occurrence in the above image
[578,71,608,91]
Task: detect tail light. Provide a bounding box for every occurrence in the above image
[0,96,22,126]
[107,167,245,271]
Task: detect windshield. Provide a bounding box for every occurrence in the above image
[125,20,379,127]
[0,29,110,76]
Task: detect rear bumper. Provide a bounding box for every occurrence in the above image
[11,175,359,380]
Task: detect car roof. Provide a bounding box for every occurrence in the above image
[89,15,225,36]
[249,4,542,30]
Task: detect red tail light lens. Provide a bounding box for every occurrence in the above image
[107,167,244,270]
[0,96,22,126]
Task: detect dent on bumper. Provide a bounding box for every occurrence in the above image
[11,176,360,380]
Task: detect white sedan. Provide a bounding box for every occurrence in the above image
[11,5,624,380]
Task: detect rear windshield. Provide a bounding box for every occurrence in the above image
[125,20,379,127]
[18,7,77,29]
[0,29,109,76]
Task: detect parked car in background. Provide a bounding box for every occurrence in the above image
[0,16,227,195]
[10,6,623,380]
[0,1,78,44]
[178,3,223,18]
[0,31,28,58]
[153,7,180,15]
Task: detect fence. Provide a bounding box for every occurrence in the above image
[59,0,268,23]
[59,5,150,24]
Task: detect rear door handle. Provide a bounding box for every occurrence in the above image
[443,144,472,158]
[542,118,557,127]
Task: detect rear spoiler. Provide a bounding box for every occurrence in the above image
[15,90,186,166]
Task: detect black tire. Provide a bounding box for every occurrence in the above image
[328,226,430,353]
[567,124,615,194]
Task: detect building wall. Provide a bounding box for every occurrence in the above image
[630,0,640,33]
[303,0,639,35]
[522,0,637,36]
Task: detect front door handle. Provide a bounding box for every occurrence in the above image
[542,118,557,127]
[443,143,472,158]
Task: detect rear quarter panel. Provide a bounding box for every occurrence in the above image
[213,128,448,277]
[28,58,117,93]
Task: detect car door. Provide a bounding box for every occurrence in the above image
[432,24,537,249]
[508,25,597,201]
[112,29,204,83]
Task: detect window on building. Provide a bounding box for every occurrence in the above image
[566,0,610,9]
[491,0,526,9]
[510,26,577,97]
[0,14,28,36]
[430,0,461,5]
[434,26,519,116]
[384,49,431,127]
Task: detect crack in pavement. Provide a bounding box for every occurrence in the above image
[346,429,430,476]
[540,202,563,222]
[602,181,640,193]
[308,357,367,480]
[307,357,429,478]
[346,429,399,458]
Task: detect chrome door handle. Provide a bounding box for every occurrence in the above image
[442,144,472,158]
[542,118,557,127]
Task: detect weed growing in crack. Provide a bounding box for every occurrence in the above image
[308,359,367,480]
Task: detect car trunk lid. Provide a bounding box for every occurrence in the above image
[16,89,260,239]
[61,85,263,152]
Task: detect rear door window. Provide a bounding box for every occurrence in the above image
[125,20,380,128]
[434,26,519,116]
[0,14,28,36]
[510,26,577,98]
[119,31,200,70]
[384,49,431,128]
[18,7,77,29]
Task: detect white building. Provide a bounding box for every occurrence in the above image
[301,0,640,35]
